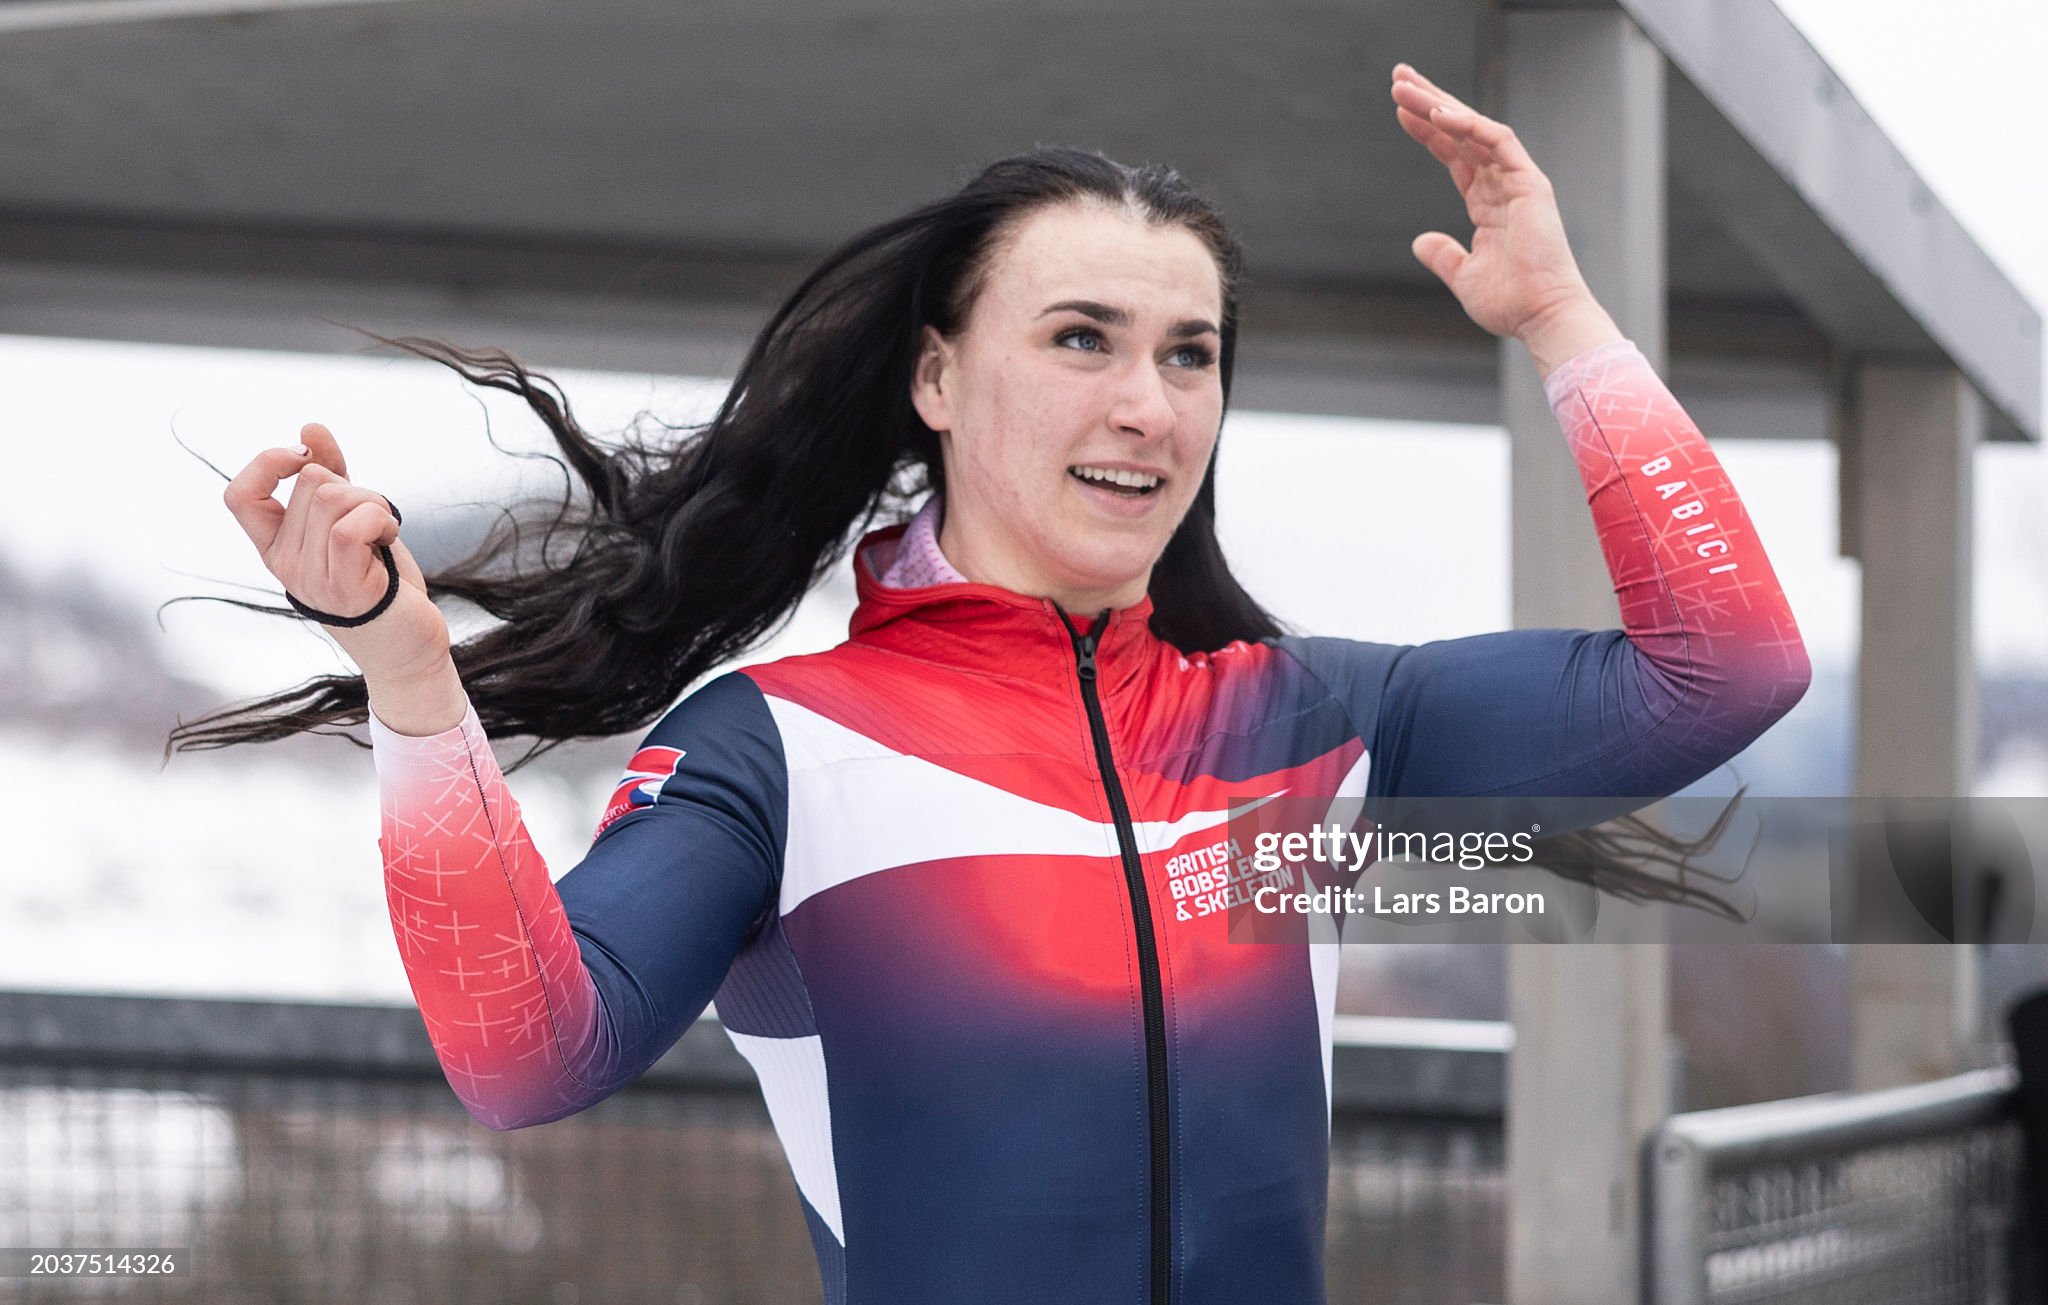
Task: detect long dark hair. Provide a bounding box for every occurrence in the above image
[171,145,1273,756]
[168,144,1749,919]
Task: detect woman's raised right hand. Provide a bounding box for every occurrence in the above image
[223,422,462,727]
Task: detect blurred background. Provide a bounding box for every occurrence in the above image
[2,0,2044,1301]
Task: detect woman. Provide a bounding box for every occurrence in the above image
[191,66,1807,1305]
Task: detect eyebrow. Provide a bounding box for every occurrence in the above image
[1037,299,1219,340]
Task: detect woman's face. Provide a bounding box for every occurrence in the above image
[910,201,1226,613]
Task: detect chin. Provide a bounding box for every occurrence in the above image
[1052,545,1159,599]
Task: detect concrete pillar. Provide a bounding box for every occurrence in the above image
[1507,943,1671,1302]
[1497,11,1669,1304]
[1841,364,1984,1087]
[1849,945,1979,1089]
[1843,365,1980,800]
[1503,12,1667,632]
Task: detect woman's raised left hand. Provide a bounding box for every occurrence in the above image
[1390,63,1623,376]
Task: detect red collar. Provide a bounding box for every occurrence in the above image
[848,522,1160,690]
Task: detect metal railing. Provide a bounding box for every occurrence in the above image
[0,991,1507,1304]
[14,990,2038,1304]
[1650,1067,2041,1305]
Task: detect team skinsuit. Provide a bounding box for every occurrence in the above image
[369,340,1810,1304]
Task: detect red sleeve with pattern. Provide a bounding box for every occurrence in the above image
[374,705,615,1129]
[1543,337,1812,720]
[1281,338,1812,804]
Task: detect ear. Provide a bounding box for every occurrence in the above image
[909,325,953,432]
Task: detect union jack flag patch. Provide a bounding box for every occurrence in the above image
[594,745,688,838]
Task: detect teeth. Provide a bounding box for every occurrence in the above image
[1070,466,1161,490]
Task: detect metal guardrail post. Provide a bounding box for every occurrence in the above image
[1647,1119,1709,1305]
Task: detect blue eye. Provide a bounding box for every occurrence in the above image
[1056,327,1215,370]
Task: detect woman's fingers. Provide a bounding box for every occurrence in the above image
[302,475,393,595]
[221,424,411,620]
[1432,104,1542,178]
[1411,231,1471,288]
[1393,63,1472,114]
[389,536,428,593]
[329,499,402,601]
[1390,68,1474,140]
[271,460,329,573]
[1394,105,1475,191]
[1390,66,1543,182]
[1389,71,1457,121]
[222,444,314,554]
[1392,78,1497,192]
[299,421,350,480]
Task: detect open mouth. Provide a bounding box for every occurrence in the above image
[1068,465,1164,498]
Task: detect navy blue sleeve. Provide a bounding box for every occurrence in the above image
[1276,628,1797,835]
[556,670,789,1086]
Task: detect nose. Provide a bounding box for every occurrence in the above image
[1107,358,1177,443]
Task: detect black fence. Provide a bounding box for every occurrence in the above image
[0,993,1505,1304]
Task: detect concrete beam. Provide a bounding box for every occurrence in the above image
[1614,0,2041,443]
[0,247,1840,439]
[0,0,416,35]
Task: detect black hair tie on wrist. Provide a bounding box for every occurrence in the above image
[284,498,405,629]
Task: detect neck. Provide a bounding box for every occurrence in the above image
[937,517,1148,614]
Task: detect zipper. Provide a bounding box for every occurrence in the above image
[1057,603,1172,1305]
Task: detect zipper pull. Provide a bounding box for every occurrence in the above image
[1055,603,1101,681]
[1079,606,1114,683]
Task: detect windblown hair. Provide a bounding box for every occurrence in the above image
[169,144,1748,918]
[173,146,1269,752]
